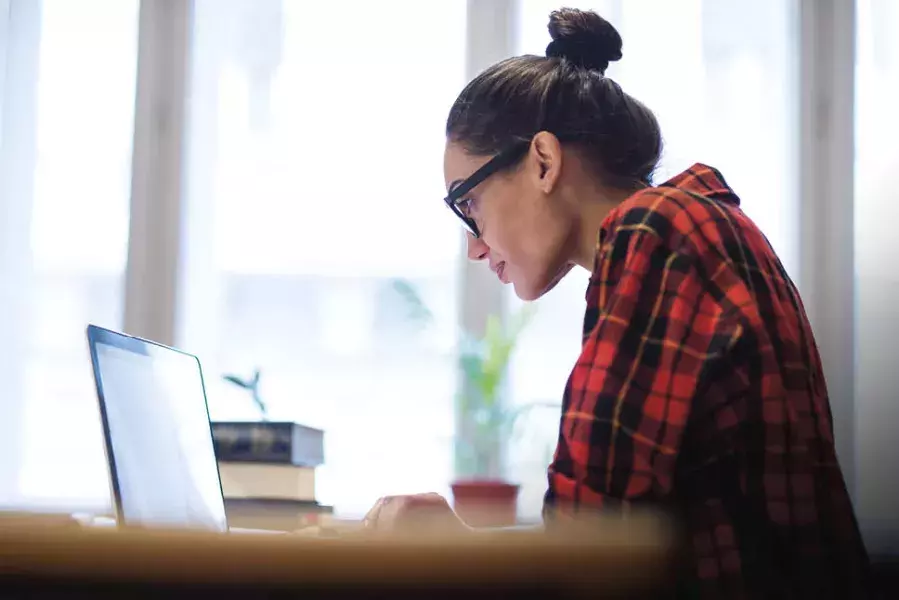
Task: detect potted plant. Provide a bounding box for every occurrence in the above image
[390,279,554,527]
[452,306,558,527]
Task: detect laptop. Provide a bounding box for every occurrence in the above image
[86,324,233,533]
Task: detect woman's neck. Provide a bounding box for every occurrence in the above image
[573,185,636,271]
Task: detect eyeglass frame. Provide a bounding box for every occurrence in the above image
[443,139,531,239]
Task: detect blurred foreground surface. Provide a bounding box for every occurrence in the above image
[0,510,676,598]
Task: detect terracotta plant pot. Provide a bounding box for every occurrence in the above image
[450,479,520,528]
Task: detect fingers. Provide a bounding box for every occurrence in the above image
[362,493,464,536]
[362,496,392,530]
[362,494,442,531]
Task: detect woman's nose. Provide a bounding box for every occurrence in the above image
[466,232,489,261]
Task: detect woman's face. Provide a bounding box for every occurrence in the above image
[443,135,576,301]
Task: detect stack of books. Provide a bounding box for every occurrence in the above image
[211,421,332,531]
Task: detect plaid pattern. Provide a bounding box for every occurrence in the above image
[543,164,870,597]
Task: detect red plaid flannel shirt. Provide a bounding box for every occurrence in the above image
[544,164,870,597]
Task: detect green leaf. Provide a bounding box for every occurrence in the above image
[390,278,434,328]
[223,374,250,389]
[454,305,545,478]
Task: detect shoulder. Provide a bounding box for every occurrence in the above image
[601,186,718,251]
[596,178,750,274]
[587,187,706,300]
[589,189,690,284]
[586,182,740,305]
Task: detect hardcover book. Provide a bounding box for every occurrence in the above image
[211,421,324,467]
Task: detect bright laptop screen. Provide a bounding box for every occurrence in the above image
[89,327,227,532]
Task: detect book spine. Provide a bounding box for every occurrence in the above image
[211,422,324,466]
[211,423,293,464]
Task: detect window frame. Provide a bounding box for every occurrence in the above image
[796,0,857,498]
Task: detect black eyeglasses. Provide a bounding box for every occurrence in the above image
[443,140,530,239]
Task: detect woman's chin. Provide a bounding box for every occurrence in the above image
[512,263,575,302]
[511,282,541,302]
[512,263,574,302]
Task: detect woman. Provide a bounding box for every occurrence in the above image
[364,8,870,597]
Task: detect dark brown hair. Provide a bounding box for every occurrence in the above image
[446,8,662,187]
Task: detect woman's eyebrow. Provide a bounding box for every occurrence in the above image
[447,179,464,194]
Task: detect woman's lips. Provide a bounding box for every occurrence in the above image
[496,262,509,284]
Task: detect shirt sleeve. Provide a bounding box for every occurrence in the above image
[544,212,741,520]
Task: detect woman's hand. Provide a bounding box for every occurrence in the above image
[361,493,470,536]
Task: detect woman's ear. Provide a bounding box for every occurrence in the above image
[530,131,563,194]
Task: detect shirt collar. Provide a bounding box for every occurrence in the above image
[659,163,739,203]
[597,163,738,246]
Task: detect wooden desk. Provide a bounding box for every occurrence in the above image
[0,512,677,598]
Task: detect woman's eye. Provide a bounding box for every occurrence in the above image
[459,197,475,216]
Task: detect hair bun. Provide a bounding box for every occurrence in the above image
[545,8,623,74]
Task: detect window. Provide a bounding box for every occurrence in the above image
[0,0,138,509]
[853,0,899,553]
[507,0,799,519]
[178,0,467,517]
[0,0,881,533]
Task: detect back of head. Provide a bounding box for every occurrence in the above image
[446,8,662,188]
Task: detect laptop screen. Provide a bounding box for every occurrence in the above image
[88,326,228,533]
